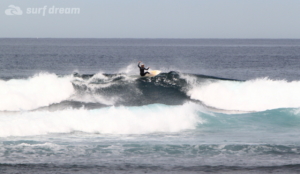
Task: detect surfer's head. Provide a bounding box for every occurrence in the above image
[141,64,144,68]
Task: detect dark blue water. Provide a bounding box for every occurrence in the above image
[1,39,300,173]
[1,39,300,80]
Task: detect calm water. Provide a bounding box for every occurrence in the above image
[1,39,300,173]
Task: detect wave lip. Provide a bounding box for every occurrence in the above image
[0,73,74,111]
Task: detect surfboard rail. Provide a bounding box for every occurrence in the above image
[145,70,161,77]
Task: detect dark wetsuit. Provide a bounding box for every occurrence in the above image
[138,63,150,76]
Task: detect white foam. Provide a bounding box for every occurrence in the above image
[0,73,74,111]
[70,93,118,106]
[0,103,204,137]
[71,72,125,105]
[118,63,138,75]
[187,78,300,111]
[17,142,58,147]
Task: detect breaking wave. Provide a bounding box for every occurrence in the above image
[1,71,300,112]
[0,73,74,111]
[188,78,300,111]
[0,103,203,137]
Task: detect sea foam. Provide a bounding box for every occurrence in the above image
[0,73,74,111]
[0,103,203,137]
[188,78,300,111]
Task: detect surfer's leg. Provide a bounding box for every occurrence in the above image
[140,72,150,76]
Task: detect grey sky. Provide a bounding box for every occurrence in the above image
[1,0,300,38]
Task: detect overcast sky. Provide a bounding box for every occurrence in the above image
[1,0,300,38]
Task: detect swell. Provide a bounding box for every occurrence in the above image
[3,141,300,157]
[2,164,300,174]
[2,142,300,168]
[199,108,300,131]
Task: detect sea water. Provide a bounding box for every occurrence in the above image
[1,39,300,173]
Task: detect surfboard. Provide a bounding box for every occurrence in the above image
[145,70,161,77]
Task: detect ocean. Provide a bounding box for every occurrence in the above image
[1,38,300,173]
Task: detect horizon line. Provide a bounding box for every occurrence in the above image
[1,37,300,40]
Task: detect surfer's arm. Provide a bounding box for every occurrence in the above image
[138,62,141,68]
[145,67,149,70]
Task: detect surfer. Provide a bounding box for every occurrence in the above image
[138,61,150,76]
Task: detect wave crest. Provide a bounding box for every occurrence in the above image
[0,73,74,111]
[187,78,300,111]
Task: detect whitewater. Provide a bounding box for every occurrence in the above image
[1,38,300,174]
[0,73,74,111]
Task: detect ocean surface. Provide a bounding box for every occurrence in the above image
[1,38,300,173]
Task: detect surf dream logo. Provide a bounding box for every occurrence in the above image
[5,5,23,15]
[5,5,80,16]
